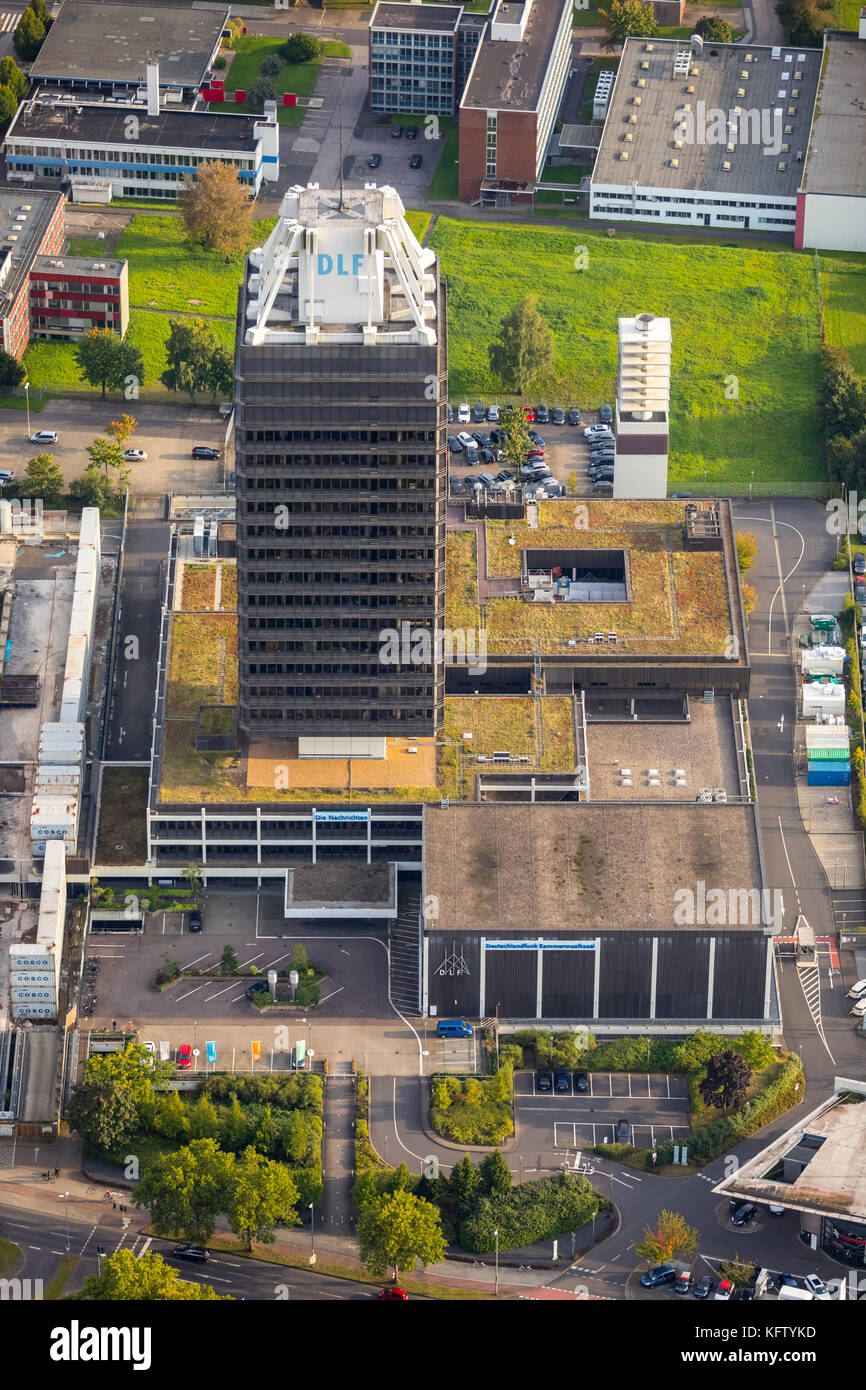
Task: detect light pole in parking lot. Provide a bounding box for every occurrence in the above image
[60,1191,70,1252]
[309,1202,316,1265]
[493,1228,499,1297]
[23,380,30,437]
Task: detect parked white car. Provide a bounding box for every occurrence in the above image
[804,1274,831,1300]
[851,996,866,1017]
[457,402,471,423]
[848,978,866,999]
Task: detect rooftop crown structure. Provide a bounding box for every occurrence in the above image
[243,184,439,347]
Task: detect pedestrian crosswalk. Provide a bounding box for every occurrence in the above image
[0,12,20,32]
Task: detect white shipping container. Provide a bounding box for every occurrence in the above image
[9,951,54,970]
[10,972,54,986]
[12,1003,55,1018]
[11,987,56,1002]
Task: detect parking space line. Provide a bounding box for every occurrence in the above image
[174,986,203,1002]
[203,983,238,1000]
[609,1074,612,1097]
[666,1074,670,1098]
[237,952,266,969]
[183,951,213,968]
[628,1074,632,1097]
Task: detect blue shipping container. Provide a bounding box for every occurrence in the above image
[807,763,851,786]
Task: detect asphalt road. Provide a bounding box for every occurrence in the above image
[0,1201,381,1300]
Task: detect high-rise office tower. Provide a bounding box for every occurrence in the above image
[234,185,446,748]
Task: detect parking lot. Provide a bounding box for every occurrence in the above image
[347,118,438,202]
[515,1070,692,1150]
[447,405,610,498]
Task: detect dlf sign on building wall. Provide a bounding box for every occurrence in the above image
[298,229,384,324]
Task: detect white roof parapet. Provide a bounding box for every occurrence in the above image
[244,184,437,347]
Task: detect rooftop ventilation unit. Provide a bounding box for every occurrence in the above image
[640,60,649,69]
[673,138,683,148]
[722,161,732,170]
[745,52,753,61]
[632,96,641,105]
[771,45,781,59]
[726,142,735,151]
[777,160,787,170]
[673,48,690,76]
[619,151,629,160]
[623,131,633,141]
[669,157,679,167]
[644,42,654,50]
[690,33,703,54]
[636,77,645,87]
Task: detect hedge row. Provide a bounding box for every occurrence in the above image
[508,1029,772,1075]
[650,1053,804,1167]
[459,1170,597,1254]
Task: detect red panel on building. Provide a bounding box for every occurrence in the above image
[234,90,247,103]
[283,93,296,107]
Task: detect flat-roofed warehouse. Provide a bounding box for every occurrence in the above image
[27,1,229,92]
[422,802,779,1031]
[590,36,821,235]
[796,30,866,253]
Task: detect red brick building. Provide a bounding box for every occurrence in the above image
[458,0,573,204]
[0,191,65,359]
[30,256,129,342]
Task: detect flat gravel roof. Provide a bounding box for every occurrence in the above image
[801,35,866,197]
[29,2,229,87]
[593,37,821,198]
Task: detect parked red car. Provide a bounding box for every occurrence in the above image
[378,1287,409,1300]
[177,1043,193,1069]
[522,407,535,422]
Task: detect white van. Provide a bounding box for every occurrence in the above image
[778,1284,813,1301]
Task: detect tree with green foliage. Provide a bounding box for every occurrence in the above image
[83,1249,227,1301]
[460,1170,597,1253]
[498,405,536,474]
[246,76,276,114]
[464,1078,484,1106]
[30,0,52,30]
[820,346,866,444]
[775,0,832,47]
[162,317,230,399]
[448,1153,481,1214]
[226,1146,300,1248]
[254,1106,278,1157]
[13,7,45,61]
[67,1079,139,1154]
[289,942,309,972]
[432,1079,452,1111]
[0,347,25,387]
[259,54,284,78]
[488,296,555,395]
[736,531,757,575]
[734,1031,774,1071]
[22,452,64,506]
[700,1050,752,1111]
[220,944,239,974]
[635,1209,699,1262]
[220,1094,251,1151]
[134,1139,234,1243]
[0,56,28,102]
[154,1089,190,1142]
[479,1151,513,1198]
[80,1043,157,1108]
[599,0,658,48]
[829,427,866,494]
[358,1188,446,1281]
[207,344,234,399]
[182,861,203,897]
[76,328,143,399]
[87,435,129,487]
[491,1060,514,1103]
[188,1094,221,1141]
[694,14,733,40]
[283,32,320,62]
[0,85,19,125]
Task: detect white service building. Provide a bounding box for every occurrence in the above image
[614,312,671,499]
[795,27,866,253]
[10,839,66,1018]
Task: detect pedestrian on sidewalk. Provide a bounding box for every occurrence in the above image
[54,1167,60,1178]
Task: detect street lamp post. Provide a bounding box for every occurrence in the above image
[493,1228,499,1297]
[60,1191,70,1252]
[309,1202,316,1264]
[24,380,30,438]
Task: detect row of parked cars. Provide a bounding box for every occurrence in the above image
[449,402,612,427]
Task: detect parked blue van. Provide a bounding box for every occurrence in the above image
[436,1019,473,1038]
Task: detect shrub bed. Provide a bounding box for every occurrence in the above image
[650,1054,803,1167]
[430,1066,514,1146]
[459,1170,597,1253]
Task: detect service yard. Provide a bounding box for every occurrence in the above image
[514,1070,692,1150]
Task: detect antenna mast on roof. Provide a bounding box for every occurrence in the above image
[339,93,345,208]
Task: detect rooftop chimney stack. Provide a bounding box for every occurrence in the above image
[146,61,160,117]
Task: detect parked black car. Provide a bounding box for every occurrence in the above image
[447,403,454,424]
[692,1275,713,1299]
[473,431,491,447]
[567,406,581,425]
[535,404,550,424]
[450,477,466,495]
[855,553,866,575]
[554,1069,570,1092]
[368,152,382,168]
[390,125,403,139]
[188,908,202,933]
[192,445,220,460]
[574,1070,589,1092]
[406,124,418,140]
[536,1070,553,1092]
[641,1264,676,1289]
[599,403,613,424]
[731,1203,757,1227]
[615,1119,631,1144]
[551,406,565,425]
[447,436,463,454]
[173,1245,209,1263]
[409,153,422,169]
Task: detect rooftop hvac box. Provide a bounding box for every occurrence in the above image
[807,763,851,786]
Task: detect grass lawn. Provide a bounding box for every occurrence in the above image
[67,236,113,259]
[429,217,823,493]
[211,37,350,127]
[572,5,601,24]
[429,121,460,202]
[833,0,861,25]
[0,1239,19,1275]
[23,307,235,399]
[116,215,276,318]
[220,563,237,611]
[96,767,149,864]
[405,210,431,243]
[821,252,866,377]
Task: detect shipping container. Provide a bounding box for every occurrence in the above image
[806,746,852,762]
[807,763,851,786]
